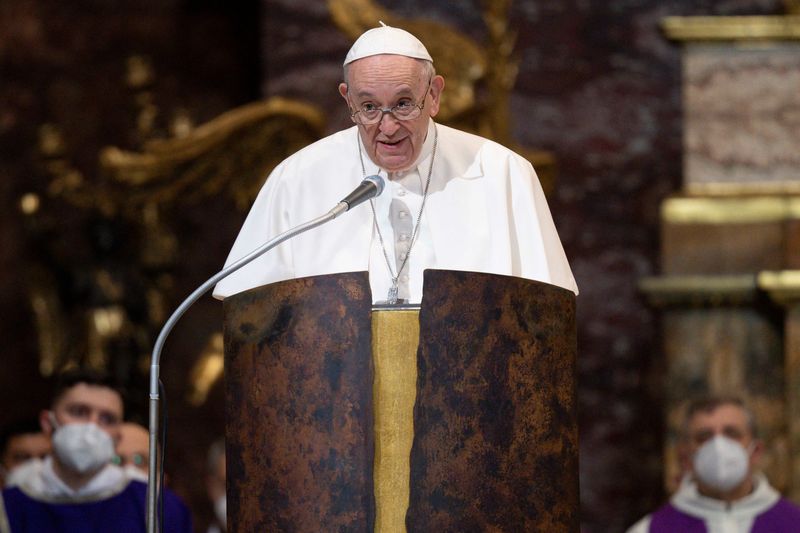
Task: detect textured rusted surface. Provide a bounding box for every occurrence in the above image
[408,270,579,532]
[223,272,374,532]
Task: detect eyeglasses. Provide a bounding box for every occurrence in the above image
[349,80,432,125]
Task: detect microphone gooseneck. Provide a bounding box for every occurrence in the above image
[146,174,385,533]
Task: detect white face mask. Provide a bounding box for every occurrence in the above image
[50,415,115,475]
[692,434,751,492]
[214,495,227,530]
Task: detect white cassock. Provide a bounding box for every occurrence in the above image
[213,119,578,303]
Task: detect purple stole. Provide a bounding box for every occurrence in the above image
[649,498,800,533]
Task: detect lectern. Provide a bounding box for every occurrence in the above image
[223,270,578,532]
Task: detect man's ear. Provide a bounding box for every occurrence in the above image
[427,75,445,117]
[338,82,349,101]
[750,438,764,465]
[39,409,54,436]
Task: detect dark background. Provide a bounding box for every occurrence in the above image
[0,1,787,531]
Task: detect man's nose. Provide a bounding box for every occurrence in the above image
[378,111,400,135]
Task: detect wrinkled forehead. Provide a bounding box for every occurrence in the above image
[346,54,429,87]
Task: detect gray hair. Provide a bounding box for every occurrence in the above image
[681,395,758,440]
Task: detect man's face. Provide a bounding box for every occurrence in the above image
[339,54,443,173]
[683,403,760,479]
[42,383,124,446]
[2,432,50,472]
[115,423,149,472]
[207,451,227,502]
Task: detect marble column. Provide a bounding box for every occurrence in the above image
[641,12,800,497]
[759,271,800,501]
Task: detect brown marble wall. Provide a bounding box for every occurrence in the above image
[0,1,791,532]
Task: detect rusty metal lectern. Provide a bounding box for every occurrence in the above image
[223,269,578,532]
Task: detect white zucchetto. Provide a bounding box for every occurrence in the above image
[343,22,433,66]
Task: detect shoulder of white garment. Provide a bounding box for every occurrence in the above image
[261,126,362,188]
[429,123,537,181]
[212,126,364,300]
[623,515,652,533]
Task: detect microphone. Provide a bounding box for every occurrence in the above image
[145,175,383,533]
[337,175,385,212]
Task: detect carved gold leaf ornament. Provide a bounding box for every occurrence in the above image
[99,97,326,211]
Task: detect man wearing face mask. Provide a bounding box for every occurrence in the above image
[0,368,192,532]
[0,418,51,488]
[626,396,800,533]
[205,438,226,533]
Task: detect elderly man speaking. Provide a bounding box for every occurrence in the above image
[213,23,577,303]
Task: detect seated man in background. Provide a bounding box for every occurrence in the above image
[114,421,150,481]
[0,368,192,532]
[0,418,50,487]
[205,438,226,533]
[627,396,800,532]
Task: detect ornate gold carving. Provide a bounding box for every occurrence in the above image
[98,97,326,212]
[30,60,327,383]
[662,15,800,42]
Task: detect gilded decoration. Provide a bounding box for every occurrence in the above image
[26,56,326,386]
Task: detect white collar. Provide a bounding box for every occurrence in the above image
[671,472,780,518]
[12,455,131,503]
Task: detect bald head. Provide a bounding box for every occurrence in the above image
[115,422,149,473]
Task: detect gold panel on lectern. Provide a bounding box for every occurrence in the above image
[371,307,420,533]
